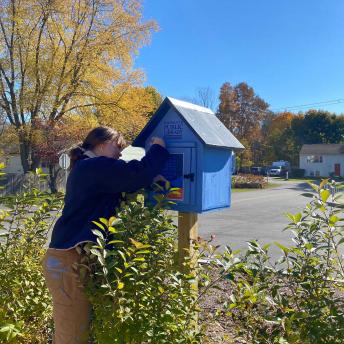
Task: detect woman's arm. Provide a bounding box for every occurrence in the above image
[94,144,169,194]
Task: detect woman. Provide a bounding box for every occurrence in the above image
[42,126,169,344]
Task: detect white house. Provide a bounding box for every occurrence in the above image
[1,144,24,174]
[300,144,344,177]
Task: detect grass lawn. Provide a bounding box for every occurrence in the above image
[273,177,315,183]
[274,176,344,183]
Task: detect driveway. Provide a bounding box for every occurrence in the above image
[198,180,313,259]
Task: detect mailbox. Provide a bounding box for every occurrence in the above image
[132,97,244,213]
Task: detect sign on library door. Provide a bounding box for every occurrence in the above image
[335,163,341,176]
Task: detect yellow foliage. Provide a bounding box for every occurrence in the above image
[98,86,162,141]
[269,112,295,133]
[61,114,100,142]
[0,0,158,170]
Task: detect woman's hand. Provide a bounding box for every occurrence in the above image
[151,137,165,148]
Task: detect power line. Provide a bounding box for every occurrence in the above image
[272,98,344,112]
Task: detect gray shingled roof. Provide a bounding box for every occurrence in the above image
[133,97,244,150]
[300,144,344,155]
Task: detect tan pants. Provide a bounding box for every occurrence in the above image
[42,248,91,344]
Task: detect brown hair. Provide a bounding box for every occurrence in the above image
[69,126,126,168]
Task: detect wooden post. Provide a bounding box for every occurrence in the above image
[178,212,199,328]
[178,212,198,271]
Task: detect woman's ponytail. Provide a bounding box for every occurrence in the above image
[68,142,86,169]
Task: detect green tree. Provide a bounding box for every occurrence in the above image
[291,110,344,145]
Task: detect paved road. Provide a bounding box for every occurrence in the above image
[198,180,312,259]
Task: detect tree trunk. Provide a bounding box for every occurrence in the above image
[31,149,41,171]
[18,134,30,173]
[48,164,59,193]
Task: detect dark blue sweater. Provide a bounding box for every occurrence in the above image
[49,144,169,249]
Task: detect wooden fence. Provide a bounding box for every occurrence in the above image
[0,172,66,196]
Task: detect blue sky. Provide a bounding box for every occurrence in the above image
[135,0,344,113]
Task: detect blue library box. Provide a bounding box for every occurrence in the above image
[132,97,244,213]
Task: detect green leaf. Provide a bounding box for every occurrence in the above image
[338,238,344,246]
[307,181,319,192]
[117,250,126,262]
[135,250,151,254]
[275,242,290,254]
[108,216,116,224]
[108,226,117,233]
[164,180,171,191]
[285,212,296,222]
[108,240,124,245]
[92,221,105,231]
[304,243,313,250]
[133,257,145,262]
[320,189,331,203]
[129,238,143,248]
[329,215,339,224]
[90,249,101,257]
[294,212,302,223]
[301,192,315,198]
[262,243,271,251]
[99,218,108,226]
[92,229,104,239]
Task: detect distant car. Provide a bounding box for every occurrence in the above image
[272,160,290,171]
[268,166,288,177]
[268,167,282,176]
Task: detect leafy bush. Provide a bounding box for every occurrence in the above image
[0,168,63,343]
[3,162,344,344]
[221,179,344,343]
[80,192,204,343]
[232,174,267,189]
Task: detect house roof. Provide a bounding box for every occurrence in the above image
[300,144,344,155]
[133,97,244,150]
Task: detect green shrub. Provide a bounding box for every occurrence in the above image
[0,168,63,343]
[80,192,203,343]
[4,163,344,344]
[222,179,344,343]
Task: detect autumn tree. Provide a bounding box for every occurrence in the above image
[98,85,162,141]
[31,85,160,192]
[217,82,269,140]
[217,82,269,166]
[32,114,99,192]
[0,0,156,173]
[261,111,299,165]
